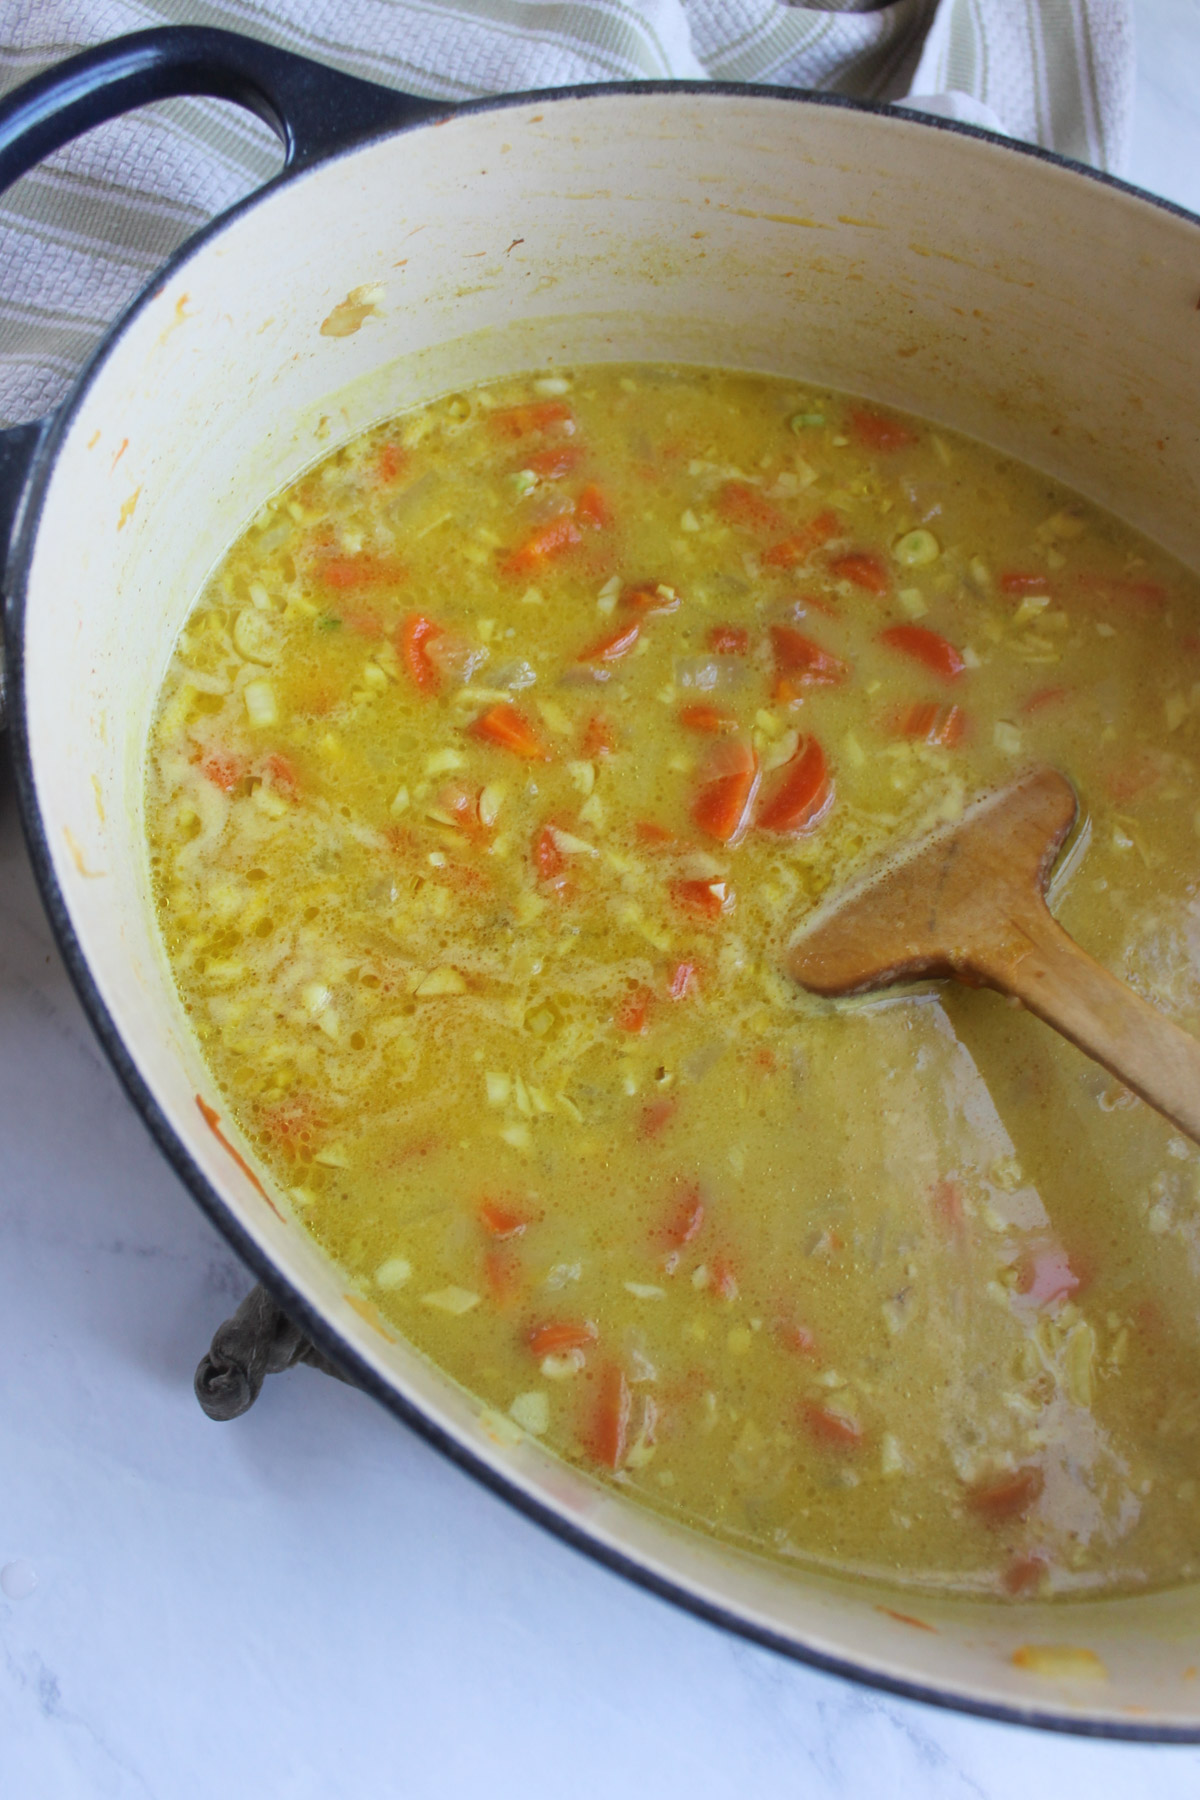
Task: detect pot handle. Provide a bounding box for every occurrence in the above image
[0,25,447,594]
[195,1282,356,1420]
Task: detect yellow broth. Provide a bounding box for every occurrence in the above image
[147,366,1200,1599]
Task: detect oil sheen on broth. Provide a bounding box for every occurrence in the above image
[147,366,1200,1600]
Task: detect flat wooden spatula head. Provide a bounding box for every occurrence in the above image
[787,766,1078,996]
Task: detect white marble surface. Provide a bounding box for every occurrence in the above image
[4,6,1200,1794]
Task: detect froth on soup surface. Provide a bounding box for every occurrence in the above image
[148,364,1200,1600]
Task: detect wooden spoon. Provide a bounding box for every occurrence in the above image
[787,765,1200,1145]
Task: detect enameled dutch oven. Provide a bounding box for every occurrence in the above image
[3,26,1200,1739]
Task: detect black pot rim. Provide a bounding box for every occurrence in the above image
[7,74,1200,1744]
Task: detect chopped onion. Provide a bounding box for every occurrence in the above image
[414,967,466,997]
[375,1255,412,1290]
[509,1391,550,1433]
[244,679,278,727]
[674,657,745,692]
[549,826,598,857]
[427,634,488,685]
[421,1286,480,1315]
[489,659,537,691]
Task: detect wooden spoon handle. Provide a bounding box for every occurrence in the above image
[974,905,1200,1145]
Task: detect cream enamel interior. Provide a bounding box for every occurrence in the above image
[18,90,1200,1729]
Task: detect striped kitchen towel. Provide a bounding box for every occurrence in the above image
[0,0,1134,427]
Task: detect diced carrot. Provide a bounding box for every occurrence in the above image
[803,1401,863,1447]
[661,1185,705,1247]
[525,443,584,479]
[199,750,247,793]
[500,515,582,575]
[898,700,939,740]
[319,553,406,592]
[717,480,787,536]
[966,1465,1044,1522]
[770,623,849,685]
[1002,1553,1049,1597]
[533,824,566,884]
[374,441,408,484]
[669,877,731,918]
[615,986,653,1034]
[762,510,842,570]
[528,1319,598,1358]
[756,736,832,835]
[639,1097,679,1139]
[804,592,841,620]
[763,538,810,572]
[490,399,574,439]
[336,606,385,638]
[478,1198,528,1239]
[430,859,491,902]
[586,1363,632,1470]
[439,782,490,842]
[706,624,749,654]
[1105,755,1159,804]
[1000,571,1050,596]
[483,1246,523,1306]
[931,1177,964,1233]
[468,704,549,760]
[622,582,680,614]
[849,409,916,451]
[691,739,760,845]
[578,621,639,663]
[1022,685,1068,715]
[1015,1242,1079,1309]
[898,701,966,747]
[668,960,699,1000]
[398,613,443,694]
[679,703,736,735]
[260,751,300,799]
[710,1257,739,1301]
[878,623,965,680]
[1106,577,1166,611]
[776,1320,818,1357]
[636,820,674,845]
[256,1092,327,1156]
[576,484,611,528]
[828,551,889,596]
[582,714,616,758]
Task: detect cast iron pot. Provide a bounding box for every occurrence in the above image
[3,26,1199,1738]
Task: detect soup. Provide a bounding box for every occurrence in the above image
[147,365,1200,1600]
